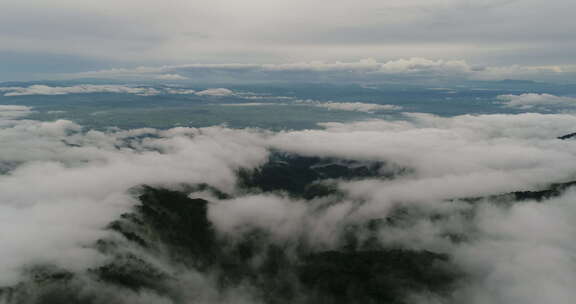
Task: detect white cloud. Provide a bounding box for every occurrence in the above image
[498,93,576,110]
[220,103,276,106]
[0,107,269,285]
[452,192,576,304]
[210,194,309,240]
[3,104,576,302]
[0,84,161,96]
[0,105,33,119]
[0,85,242,97]
[207,111,576,304]
[305,101,402,112]
[164,88,196,95]
[378,57,471,74]
[155,73,188,80]
[261,58,384,72]
[309,58,566,80]
[269,113,576,206]
[217,98,401,112]
[195,88,235,97]
[264,113,576,303]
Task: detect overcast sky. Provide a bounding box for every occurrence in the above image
[1,0,575,81]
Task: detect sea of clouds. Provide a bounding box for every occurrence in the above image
[2,105,576,303]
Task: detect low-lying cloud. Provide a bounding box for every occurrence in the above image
[306,101,402,112]
[0,84,162,96]
[219,103,277,107]
[0,84,241,97]
[195,88,235,97]
[498,93,576,110]
[0,85,406,115]
[0,109,268,285]
[2,106,576,303]
[217,99,402,113]
[0,105,32,119]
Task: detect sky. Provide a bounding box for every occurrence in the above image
[3,4,576,301]
[1,0,575,81]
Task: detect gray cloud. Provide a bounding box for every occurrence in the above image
[1,0,575,79]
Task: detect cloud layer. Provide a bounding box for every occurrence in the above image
[67,58,570,83]
[2,106,576,303]
[498,93,576,110]
[0,85,162,96]
[0,110,268,285]
[0,84,404,115]
[306,101,402,113]
[0,85,239,97]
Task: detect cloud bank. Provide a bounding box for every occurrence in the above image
[1,106,576,302]
[195,88,235,97]
[0,85,243,97]
[0,85,162,96]
[307,101,402,113]
[67,58,569,83]
[0,105,33,119]
[218,100,402,113]
[0,84,404,115]
[0,109,268,285]
[498,93,576,110]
